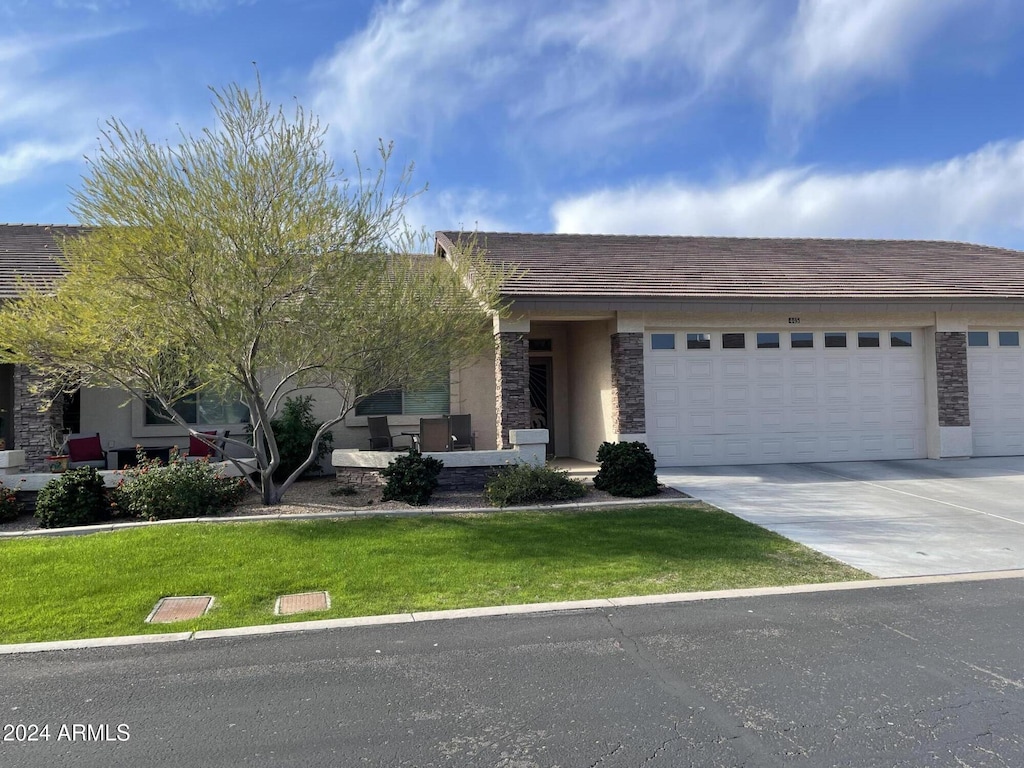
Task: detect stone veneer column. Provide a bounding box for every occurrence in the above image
[935,331,969,427]
[610,332,646,437]
[494,331,530,449]
[13,365,62,470]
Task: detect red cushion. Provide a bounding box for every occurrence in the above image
[67,435,104,462]
[189,431,218,457]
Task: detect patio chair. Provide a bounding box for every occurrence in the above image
[366,416,409,451]
[65,432,108,470]
[416,417,452,452]
[450,414,475,451]
[185,429,229,462]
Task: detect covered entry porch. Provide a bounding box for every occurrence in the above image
[491,313,646,463]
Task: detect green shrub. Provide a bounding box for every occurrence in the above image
[381,450,443,506]
[484,463,587,507]
[270,395,334,482]
[0,483,23,523]
[593,441,659,497]
[112,454,247,521]
[35,467,110,528]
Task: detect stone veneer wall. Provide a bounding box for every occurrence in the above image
[935,331,970,427]
[13,365,60,470]
[494,332,530,449]
[610,332,646,435]
[337,465,496,492]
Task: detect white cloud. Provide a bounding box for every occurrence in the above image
[0,29,127,187]
[0,139,88,185]
[404,187,519,237]
[309,0,772,156]
[772,0,974,122]
[310,0,520,155]
[550,140,1024,246]
[308,0,1004,158]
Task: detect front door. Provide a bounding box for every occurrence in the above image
[529,357,554,456]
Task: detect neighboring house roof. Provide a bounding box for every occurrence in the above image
[435,231,1024,301]
[0,224,83,300]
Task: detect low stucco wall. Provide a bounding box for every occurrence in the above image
[332,429,548,491]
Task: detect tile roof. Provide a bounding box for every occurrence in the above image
[0,224,83,300]
[435,231,1024,300]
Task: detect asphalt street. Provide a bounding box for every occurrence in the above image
[3,577,1024,767]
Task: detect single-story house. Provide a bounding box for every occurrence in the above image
[4,223,1024,469]
[435,230,1024,467]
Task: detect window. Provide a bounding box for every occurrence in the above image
[722,333,746,349]
[890,331,913,348]
[999,331,1020,347]
[824,332,847,348]
[650,333,676,350]
[355,380,451,416]
[968,331,989,347]
[528,338,552,352]
[145,390,248,426]
[858,332,880,348]
[686,333,711,350]
[756,332,780,349]
[791,332,814,349]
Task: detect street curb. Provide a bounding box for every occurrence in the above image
[3,568,1023,655]
[0,496,701,539]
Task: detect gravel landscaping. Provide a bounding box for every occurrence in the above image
[0,475,689,533]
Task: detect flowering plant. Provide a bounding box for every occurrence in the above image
[0,481,24,523]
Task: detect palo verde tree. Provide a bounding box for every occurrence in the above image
[0,78,505,504]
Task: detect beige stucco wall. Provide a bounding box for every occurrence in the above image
[78,357,493,468]
[79,384,354,469]
[451,352,498,450]
[567,319,615,462]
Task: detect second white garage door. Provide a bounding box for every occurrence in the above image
[645,329,927,466]
[968,329,1024,456]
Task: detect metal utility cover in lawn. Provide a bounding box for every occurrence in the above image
[146,596,214,624]
[275,591,331,616]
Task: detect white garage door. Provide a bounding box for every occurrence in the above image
[645,329,927,466]
[968,329,1024,456]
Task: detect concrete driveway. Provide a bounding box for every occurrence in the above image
[659,458,1024,578]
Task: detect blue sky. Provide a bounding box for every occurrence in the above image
[4,0,1024,248]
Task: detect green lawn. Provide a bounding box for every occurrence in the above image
[0,504,868,644]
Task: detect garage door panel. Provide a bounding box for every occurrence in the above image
[858,358,884,377]
[793,438,820,459]
[859,408,885,428]
[825,384,850,403]
[757,384,784,405]
[687,385,714,406]
[890,407,922,428]
[646,328,927,465]
[826,436,854,457]
[653,414,678,431]
[792,359,817,377]
[684,360,713,379]
[759,411,784,431]
[651,362,677,380]
[791,383,818,404]
[722,385,749,404]
[860,382,884,402]
[653,387,679,406]
[998,358,1023,375]
[723,411,750,431]
[824,359,850,377]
